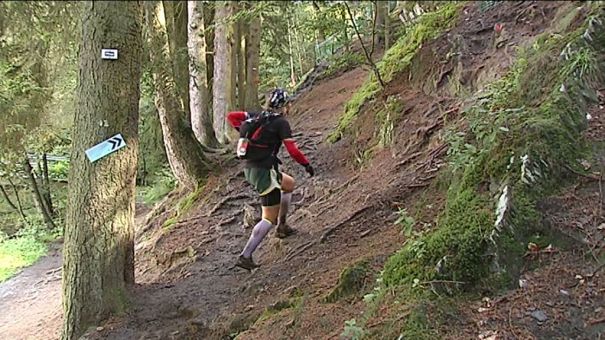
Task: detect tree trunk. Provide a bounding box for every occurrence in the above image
[23,159,55,230]
[375,0,385,46]
[244,6,261,112]
[204,3,215,100]
[212,1,235,144]
[42,153,54,216]
[312,1,325,43]
[61,2,142,339]
[344,2,385,89]
[287,21,297,87]
[146,1,210,188]
[172,1,191,121]
[8,177,27,224]
[236,14,247,110]
[229,3,239,114]
[188,1,219,147]
[341,5,350,52]
[384,1,391,50]
[370,1,378,56]
[0,183,26,224]
[0,184,18,213]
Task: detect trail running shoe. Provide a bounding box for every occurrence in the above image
[276,224,298,239]
[236,255,259,271]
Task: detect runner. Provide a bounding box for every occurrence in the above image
[227,88,314,270]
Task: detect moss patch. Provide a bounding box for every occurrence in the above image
[328,3,463,143]
[324,260,370,303]
[162,183,206,230]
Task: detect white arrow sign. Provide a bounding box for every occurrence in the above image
[85,134,126,163]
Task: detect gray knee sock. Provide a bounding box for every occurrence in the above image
[241,218,273,258]
[279,192,292,224]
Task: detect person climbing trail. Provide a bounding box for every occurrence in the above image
[227,88,315,270]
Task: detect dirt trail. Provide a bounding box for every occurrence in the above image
[0,205,151,340]
[0,242,62,340]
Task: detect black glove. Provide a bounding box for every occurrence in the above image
[304,164,315,177]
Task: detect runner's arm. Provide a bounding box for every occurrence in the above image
[283,139,310,166]
[226,111,247,131]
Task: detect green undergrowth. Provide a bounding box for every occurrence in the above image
[383,3,605,293]
[351,5,605,338]
[327,3,463,143]
[321,52,364,80]
[162,182,206,230]
[137,167,177,205]
[0,225,60,282]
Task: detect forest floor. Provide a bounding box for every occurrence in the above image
[1,1,603,340]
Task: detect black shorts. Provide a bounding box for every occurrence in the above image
[260,188,281,207]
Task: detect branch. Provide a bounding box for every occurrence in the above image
[344,2,385,89]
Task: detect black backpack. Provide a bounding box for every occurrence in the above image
[236,111,279,160]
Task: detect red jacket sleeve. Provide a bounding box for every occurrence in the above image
[227,111,247,130]
[283,139,309,166]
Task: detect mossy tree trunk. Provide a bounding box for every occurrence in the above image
[236,9,247,110]
[375,0,385,46]
[61,2,142,339]
[204,3,215,100]
[212,1,236,144]
[146,1,210,188]
[384,1,391,50]
[172,0,191,122]
[188,1,219,147]
[245,5,262,112]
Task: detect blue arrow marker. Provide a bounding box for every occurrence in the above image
[85,133,126,163]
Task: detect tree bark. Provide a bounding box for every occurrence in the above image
[375,0,386,46]
[370,1,378,57]
[23,159,55,230]
[384,1,391,50]
[146,1,210,188]
[244,6,261,112]
[62,2,142,339]
[41,153,54,216]
[172,0,191,121]
[188,1,219,147]
[229,3,239,113]
[287,19,297,87]
[204,3,215,100]
[212,1,235,144]
[236,13,247,110]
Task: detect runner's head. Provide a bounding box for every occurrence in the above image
[265,88,291,115]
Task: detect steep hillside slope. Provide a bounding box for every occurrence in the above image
[85,2,605,340]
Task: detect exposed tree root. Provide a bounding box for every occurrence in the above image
[206,193,250,217]
[285,241,316,262]
[319,205,373,243]
[310,175,359,208]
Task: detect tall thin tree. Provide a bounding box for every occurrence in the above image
[212,1,236,144]
[188,1,219,147]
[146,1,210,188]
